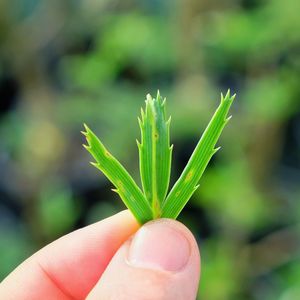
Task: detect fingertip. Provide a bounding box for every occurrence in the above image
[87,218,200,300]
[113,209,140,230]
[128,218,200,273]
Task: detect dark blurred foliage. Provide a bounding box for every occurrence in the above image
[0,0,300,299]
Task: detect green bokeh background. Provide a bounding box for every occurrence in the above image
[0,0,299,299]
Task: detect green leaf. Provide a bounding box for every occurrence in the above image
[82,125,152,224]
[83,90,235,224]
[137,91,172,218]
[162,90,235,219]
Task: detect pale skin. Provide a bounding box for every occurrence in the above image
[0,210,200,300]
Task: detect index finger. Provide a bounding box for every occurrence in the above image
[0,210,139,300]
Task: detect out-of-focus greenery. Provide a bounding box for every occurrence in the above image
[0,0,299,299]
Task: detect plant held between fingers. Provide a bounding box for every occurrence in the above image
[82,90,235,224]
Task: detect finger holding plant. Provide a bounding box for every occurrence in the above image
[82,90,235,224]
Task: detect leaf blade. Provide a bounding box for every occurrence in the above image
[162,90,235,219]
[138,91,172,218]
[83,125,152,224]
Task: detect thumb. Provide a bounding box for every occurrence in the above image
[87,219,200,300]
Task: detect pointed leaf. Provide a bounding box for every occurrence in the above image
[162,90,235,219]
[138,91,172,218]
[83,125,152,224]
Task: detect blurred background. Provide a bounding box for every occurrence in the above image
[0,0,299,299]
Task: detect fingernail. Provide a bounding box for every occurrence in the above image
[128,220,190,272]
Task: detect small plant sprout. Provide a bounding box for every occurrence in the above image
[82,90,235,224]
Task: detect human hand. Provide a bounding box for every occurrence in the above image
[0,211,200,299]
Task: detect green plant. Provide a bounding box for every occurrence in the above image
[82,90,235,224]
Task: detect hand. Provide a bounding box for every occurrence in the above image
[0,211,200,299]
